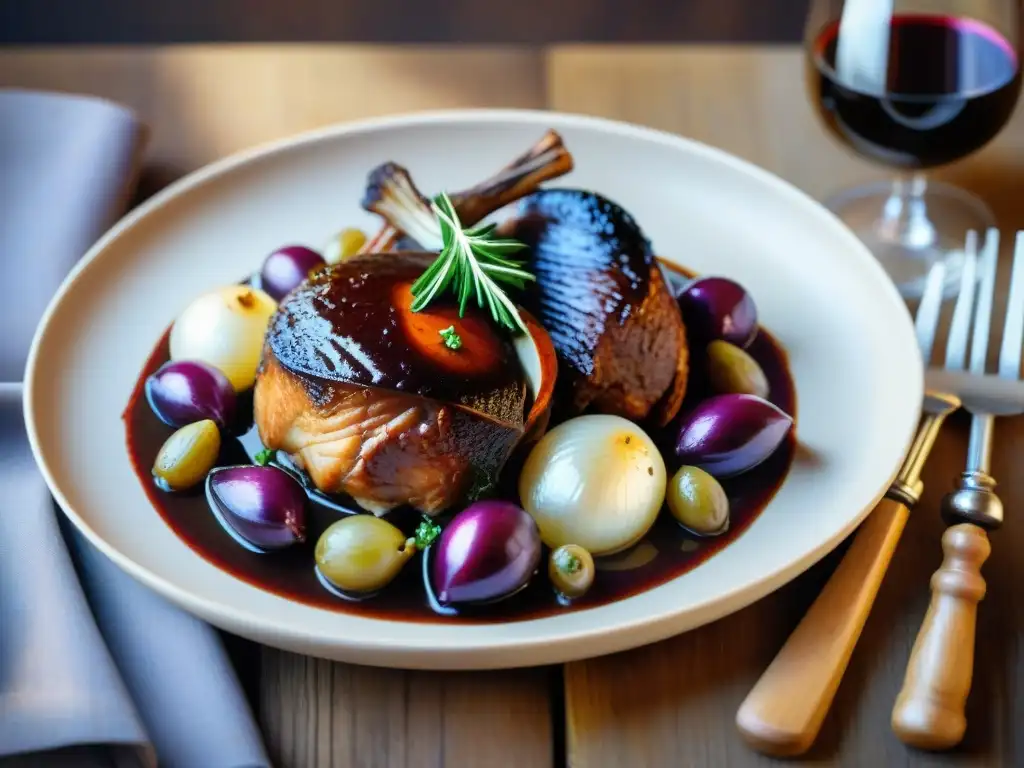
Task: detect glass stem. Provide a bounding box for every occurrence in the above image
[878,173,936,250]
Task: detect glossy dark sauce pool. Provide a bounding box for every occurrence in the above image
[124,262,797,623]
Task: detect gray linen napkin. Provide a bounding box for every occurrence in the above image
[0,384,151,768]
[0,89,270,767]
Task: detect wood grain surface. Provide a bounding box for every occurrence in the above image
[735,497,914,757]
[260,652,555,768]
[3,44,1023,767]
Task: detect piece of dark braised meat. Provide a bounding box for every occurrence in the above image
[501,188,688,425]
[362,161,689,427]
[254,133,572,515]
[254,252,532,517]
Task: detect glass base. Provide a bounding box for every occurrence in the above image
[823,180,995,299]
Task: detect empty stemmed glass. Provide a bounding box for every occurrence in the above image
[805,0,1021,297]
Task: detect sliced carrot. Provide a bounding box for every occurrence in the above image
[392,282,505,376]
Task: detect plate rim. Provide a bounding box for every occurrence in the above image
[23,107,924,669]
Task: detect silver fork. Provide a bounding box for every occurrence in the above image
[892,229,1024,750]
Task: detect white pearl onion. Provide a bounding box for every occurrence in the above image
[169,285,277,392]
[518,415,667,556]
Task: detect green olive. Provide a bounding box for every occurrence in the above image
[152,419,221,491]
[667,465,730,536]
[548,544,595,600]
[315,515,415,594]
[323,227,368,264]
[706,340,770,398]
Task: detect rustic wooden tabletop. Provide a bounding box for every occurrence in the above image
[3,44,1023,768]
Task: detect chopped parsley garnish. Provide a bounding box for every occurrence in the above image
[415,516,442,549]
[254,448,276,466]
[554,549,582,575]
[439,325,462,350]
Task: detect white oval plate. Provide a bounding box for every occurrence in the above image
[25,109,922,670]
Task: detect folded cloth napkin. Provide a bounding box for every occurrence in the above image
[0,89,271,767]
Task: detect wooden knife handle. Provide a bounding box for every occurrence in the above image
[891,523,990,750]
[736,497,909,757]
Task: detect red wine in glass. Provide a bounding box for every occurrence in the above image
[803,1,1021,298]
[809,14,1021,168]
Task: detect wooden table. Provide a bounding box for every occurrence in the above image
[4,45,1024,767]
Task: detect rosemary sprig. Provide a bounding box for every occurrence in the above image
[410,192,534,334]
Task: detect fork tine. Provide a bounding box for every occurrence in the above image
[971,229,1000,374]
[916,261,946,365]
[945,231,979,370]
[998,231,1024,378]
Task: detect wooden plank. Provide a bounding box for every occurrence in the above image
[261,652,555,768]
[0,45,553,768]
[548,45,1024,767]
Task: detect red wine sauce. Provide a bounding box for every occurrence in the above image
[123,262,797,623]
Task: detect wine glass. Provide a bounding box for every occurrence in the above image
[805,0,1021,297]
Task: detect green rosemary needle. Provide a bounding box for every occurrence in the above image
[410,192,534,334]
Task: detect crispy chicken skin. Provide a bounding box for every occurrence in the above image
[254,354,470,515]
[252,252,529,516]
